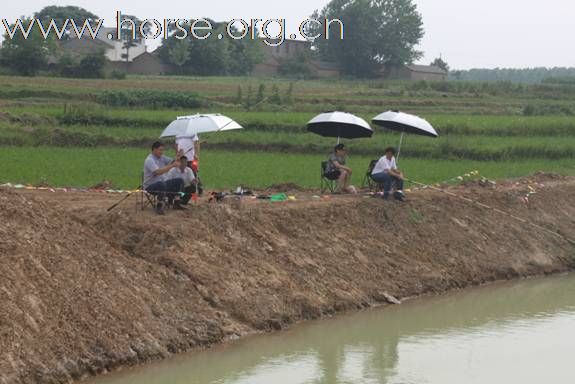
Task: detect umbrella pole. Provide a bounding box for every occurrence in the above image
[397,131,405,160]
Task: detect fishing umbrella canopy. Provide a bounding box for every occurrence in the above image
[160,114,243,138]
[372,110,438,158]
[307,111,373,141]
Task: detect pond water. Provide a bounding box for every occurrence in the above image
[91,274,575,384]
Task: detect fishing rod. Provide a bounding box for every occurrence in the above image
[106,190,137,212]
[405,178,575,246]
[106,172,155,212]
[106,183,185,212]
[107,163,177,213]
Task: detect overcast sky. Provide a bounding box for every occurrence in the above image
[0,0,572,69]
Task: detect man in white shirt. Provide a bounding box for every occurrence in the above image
[166,156,197,205]
[176,134,204,196]
[371,147,405,201]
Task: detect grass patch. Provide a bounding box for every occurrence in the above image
[408,209,425,224]
[1,147,573,190]
[3,123,574,161]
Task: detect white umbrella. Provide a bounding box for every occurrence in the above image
[160,114,243,138]
[372,111,438,158]
[307,111,373,142]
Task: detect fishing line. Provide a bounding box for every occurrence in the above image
[405,178,575,246]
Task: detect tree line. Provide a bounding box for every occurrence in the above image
[451,67,575,84]
[0,1,431,78]
[4,3,574,84]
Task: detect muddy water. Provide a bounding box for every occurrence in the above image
[92,274,575,384]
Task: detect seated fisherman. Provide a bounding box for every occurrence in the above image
[166,156,197,205]
[371,147,405,201]
[324,143,355,194]
[143,141,185,214]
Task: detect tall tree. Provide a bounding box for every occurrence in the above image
[310,0,424,77]
[225,25,263,76]
[0,18,53,75]
[158,19,262,76]
[168,40,191,74]
[118,15,149,65]
[187,22,230,76]
[431,57,449,72]
[34,6,99,39]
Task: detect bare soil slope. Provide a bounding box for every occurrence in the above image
[1,174,574,384]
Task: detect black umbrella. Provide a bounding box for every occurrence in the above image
[372,110,439,158]
[307,111,373,142]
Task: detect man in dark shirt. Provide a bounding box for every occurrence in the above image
[324,144,354,193]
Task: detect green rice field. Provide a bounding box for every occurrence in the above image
[0,75,574,189]
[1,147,573,189]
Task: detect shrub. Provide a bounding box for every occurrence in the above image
[256,84,266,104]
[268,85,282,104]
[523,104,536,116]
[409,80,429,91]
[284,83,294,104]
[79,52,107,78]
[109,71,127,80]
[278,53,314,79]
[97,89,203,109]
[235,85,243,104]
[57,50,107,79]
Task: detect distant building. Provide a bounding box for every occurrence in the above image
[130,51,174,75]
[252,40,449,81]
[385,64,448,81]
[263,39,311,59]
[107,51,175,76]
[252,39,342,78]
[252,39,310,76]
[57,38,111,59]
[308,60,342,78]
[65,27,147,63]
[54,27,177,75]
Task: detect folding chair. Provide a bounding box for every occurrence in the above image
[362,160,380,191]
[320,161,337,194]
[137,173,158,211]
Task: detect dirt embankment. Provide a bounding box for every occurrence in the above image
[1,175,574,384]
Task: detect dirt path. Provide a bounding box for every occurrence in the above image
[1,174,574,384]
